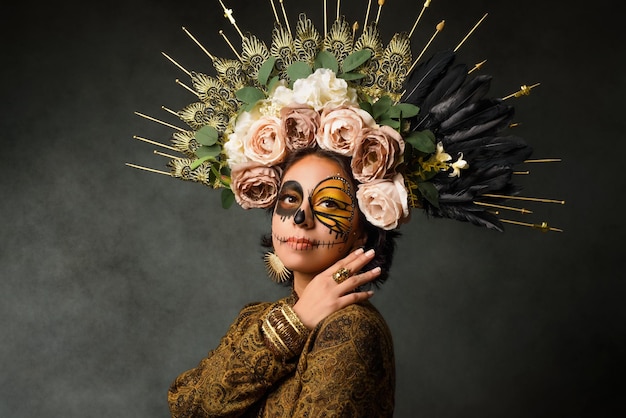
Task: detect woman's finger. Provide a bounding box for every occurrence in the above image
[338,266,381,293]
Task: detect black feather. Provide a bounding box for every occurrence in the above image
[440,101,515,143]
[424,203,504,231]
[418,63,468,118]
[403,49,456,106]
[446,135,532,166]
[424,75,493,128]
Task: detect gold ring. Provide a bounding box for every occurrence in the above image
[332,267,350,284]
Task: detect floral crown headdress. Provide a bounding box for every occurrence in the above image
[129,0,564,232]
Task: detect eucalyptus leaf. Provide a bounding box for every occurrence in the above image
[372,96,392,120]
[287,61,312,83]
[314,51,339,73]
[342,49,372,73]
[189,155,213,171]
[195,144,221,159]
[235,86,265,104]
[221,188,235,209]
[418,181,439,208]
[267,76,280,93]
[194,125,219,146]
[257,57,277,86]
[405,130,436,153]
[338,72,366,81]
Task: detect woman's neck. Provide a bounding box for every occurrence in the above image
[292,272,315,297]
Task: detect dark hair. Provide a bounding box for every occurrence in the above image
[261,147,400,287]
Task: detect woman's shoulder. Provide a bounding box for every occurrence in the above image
[314,301,393,350]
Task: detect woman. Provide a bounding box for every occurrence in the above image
[129,3,554,416]
[168,148,397,417]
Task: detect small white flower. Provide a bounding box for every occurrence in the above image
[435,142,451,163]
[449,152,469,177]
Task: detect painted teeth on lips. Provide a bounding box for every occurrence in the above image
[286,237,314,250]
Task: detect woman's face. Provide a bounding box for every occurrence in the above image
[272,154,365,276]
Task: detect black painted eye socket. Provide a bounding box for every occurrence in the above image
[276,180,303,218]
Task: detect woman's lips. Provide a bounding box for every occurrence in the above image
[286,237,314,250]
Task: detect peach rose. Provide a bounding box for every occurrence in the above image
[244,116,287,166]
[356,174,410,230]
[317,106,376,155]
[280,105,320,151]
[351,125,405,183]
[230,162,282,209]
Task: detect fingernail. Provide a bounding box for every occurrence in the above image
[367,290,374,297]
[365,249,375,257]
[372,266,381,274]
[354,248,365,255]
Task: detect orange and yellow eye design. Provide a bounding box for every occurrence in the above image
[310,176,355,237]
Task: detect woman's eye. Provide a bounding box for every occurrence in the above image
[280,194,299,205]
[320,199,339,209]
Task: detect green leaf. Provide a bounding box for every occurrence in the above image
[221,188,235,209]
[286,61,312,83]
[386,103,420,119]
[257,57,277,86]
[372,95,392,120]
[195,144,221,159]
[189,155,212,171]
[405,130,436,154]
[338,72,366,81]
[378,118,401,129]
[342,49,372,73]
[235,86,265,104]
[194,125,219,146]
[418,181,439,208]
[359,101,373,115]
[267,76,280,93]
[314,51,339,73]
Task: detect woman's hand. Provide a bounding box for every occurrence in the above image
[292,248,381,329]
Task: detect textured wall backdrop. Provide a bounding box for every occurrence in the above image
[1,0,624,417]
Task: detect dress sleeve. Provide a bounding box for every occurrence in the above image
[291,303,395,417]
[167,302,298,418]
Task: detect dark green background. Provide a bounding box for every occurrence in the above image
[1,0,623,416]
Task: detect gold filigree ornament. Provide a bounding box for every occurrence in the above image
[129,0,564,233]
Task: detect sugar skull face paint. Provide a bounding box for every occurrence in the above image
[275,176,355,239]
[271,154,365,276]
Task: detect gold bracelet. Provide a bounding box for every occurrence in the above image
[262,302,310,358]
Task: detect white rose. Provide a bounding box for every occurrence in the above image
[270,84,295,109]
[224,112,255,166]
[356,174,410,230]
[292,68,358,111]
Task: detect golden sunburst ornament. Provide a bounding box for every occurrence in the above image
[264,252,291,283]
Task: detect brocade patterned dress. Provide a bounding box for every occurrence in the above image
[168,292,395,417]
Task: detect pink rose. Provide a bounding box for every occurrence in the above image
[280,105,320,151]
[317,106,376,155]
[356,174,410,230]
[230,162,282,209]
[244,116,287,166]
[351,125,405,183]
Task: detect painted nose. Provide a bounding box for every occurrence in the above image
[293,207,314,228]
